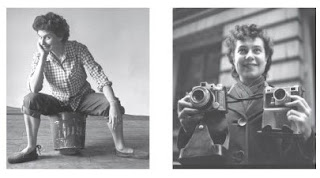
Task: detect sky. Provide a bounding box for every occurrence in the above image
[6,8,149,115]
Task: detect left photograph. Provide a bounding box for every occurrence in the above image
[7,8,149,169]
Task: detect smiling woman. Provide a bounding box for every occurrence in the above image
[37,31,61,52]
[225,24,273,81]
[176,24,315,168]
[233,38,267,84]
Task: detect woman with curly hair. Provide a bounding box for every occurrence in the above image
[177,24,315,168]
[8,12,148,163]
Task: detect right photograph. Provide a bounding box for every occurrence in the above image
[173,8,316,169]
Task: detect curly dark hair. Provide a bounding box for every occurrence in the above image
[32,12,70,43]
[225,24,274,79]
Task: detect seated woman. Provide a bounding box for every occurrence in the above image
[177,24,315,168]
[8,12,148,164]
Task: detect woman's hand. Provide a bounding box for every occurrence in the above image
[109,102,122,130]
[178,94,204,132]
[285,95,313,140]
[37,42,49,58]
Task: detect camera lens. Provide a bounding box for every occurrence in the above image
[274,88,286,100]
[190,87,213,110]
[192,90,205,102]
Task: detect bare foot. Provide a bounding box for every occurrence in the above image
[115,148,149,159]
[116,147,134,154]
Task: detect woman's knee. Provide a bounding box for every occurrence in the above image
[102,102,125,116]
[96,96,125,114]
[23,93,44,109]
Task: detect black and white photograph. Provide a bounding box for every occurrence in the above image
[6,8,149,169]
[173,8,316,168]
[1,1,320,177]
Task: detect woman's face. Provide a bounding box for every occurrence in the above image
[233,37,267,84]
[37,30,63,52]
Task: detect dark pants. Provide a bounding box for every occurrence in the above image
[22,92,125,118]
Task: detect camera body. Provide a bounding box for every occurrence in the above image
[189,82,227,113]
[262,85,303,134]
[178,82,228,165]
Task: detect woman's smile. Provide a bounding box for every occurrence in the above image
[233,37,267,83]
[42,45,50,48]
[242,63,259,70]
[38,30,63,52]
[243,63,258,67]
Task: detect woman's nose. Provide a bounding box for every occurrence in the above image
[245,50,254,60]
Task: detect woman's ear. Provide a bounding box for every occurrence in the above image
[265,53,270,63]
[56,35,63,42]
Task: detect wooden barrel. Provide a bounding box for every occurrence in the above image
[49,112,86,154]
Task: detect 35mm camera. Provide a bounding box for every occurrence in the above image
[262,85,304,134]
[189,82,227,113]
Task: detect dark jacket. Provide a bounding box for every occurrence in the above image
[177,78,315,168]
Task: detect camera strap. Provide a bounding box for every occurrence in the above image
[227,93,263,103]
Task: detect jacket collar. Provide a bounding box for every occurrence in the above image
[228,76,267,121]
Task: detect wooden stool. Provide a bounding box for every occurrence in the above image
[49,112,87,155]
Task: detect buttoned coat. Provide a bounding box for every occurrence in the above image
[177,79,315,168]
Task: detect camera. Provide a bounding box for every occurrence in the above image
[263,86,303,108]
[189,82,227,113]
[262,85,303,134]
[178,82,229,165]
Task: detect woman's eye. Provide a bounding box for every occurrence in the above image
[253,48,261,53]
[238,48,247,54]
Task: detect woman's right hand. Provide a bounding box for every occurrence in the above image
[37,42,49,58]
[177,94,204,133]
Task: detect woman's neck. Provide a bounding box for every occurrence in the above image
[239,76,264,87]
[51,42,65,59]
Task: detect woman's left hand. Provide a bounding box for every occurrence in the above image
[285,95,313,140]
[109,103,122,130]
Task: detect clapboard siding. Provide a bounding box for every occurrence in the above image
[174,9,300,40]
[174,8,266,39]
[222,8,299,36]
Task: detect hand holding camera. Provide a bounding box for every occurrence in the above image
[177,94,204,133]
[262,85,313,140]
[178,82,227,132]
[285,95,313,140]
[178,82,229,164]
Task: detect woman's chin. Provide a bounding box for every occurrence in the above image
[42,45,51,51]
[240,73,262,82]
[241,70,262,78]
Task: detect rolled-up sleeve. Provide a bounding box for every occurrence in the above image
[78,44,112,92]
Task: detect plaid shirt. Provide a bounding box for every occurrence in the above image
[29,40,112,111]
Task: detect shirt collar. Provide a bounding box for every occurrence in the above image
[46,41,69,62]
